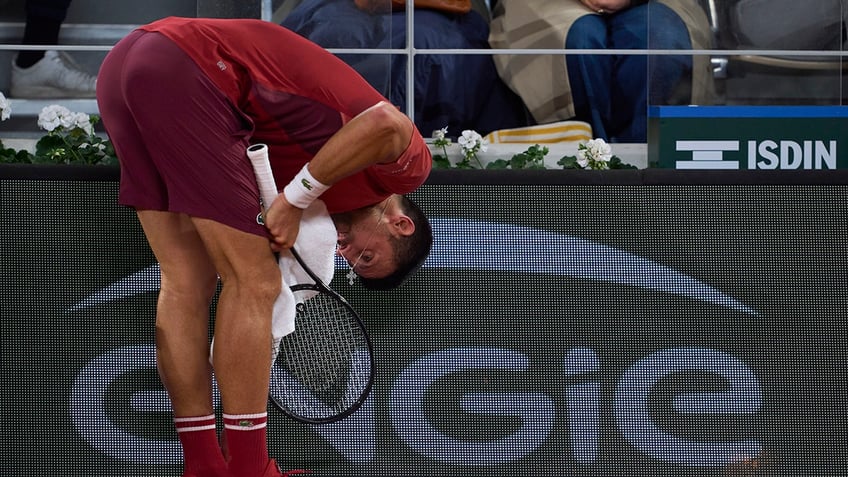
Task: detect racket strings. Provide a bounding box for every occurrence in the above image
[270,292,371,420]
[287,298,356,393]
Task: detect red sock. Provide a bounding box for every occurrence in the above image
[223,412,271,477]
[174,414,227,476]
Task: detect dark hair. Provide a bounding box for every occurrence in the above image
[358,196,432,290]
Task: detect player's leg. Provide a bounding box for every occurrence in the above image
[137,210,219,414]
[99,28,284,477]
[136,210,228,477]
[189,216,282,477]
[98,29,233,477]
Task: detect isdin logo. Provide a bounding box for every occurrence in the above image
[674,141,740,169]
[674,140,837,170]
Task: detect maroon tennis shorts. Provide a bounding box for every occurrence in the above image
[96,29,268,237]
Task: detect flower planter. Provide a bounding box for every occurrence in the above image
[430,142,647,169]
[3,138,648,169]
[3,93,646,169]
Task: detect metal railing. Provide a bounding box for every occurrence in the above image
[1,1,846,124]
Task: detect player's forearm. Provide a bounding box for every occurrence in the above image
[305,101,413,186]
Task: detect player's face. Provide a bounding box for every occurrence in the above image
[336,207,398,279]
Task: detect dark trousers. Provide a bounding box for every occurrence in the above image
[26,0,73,22]
[565,2,693,142]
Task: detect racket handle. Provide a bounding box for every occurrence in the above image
[247,143,279,209]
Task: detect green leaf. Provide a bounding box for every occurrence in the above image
[35,134,64,151]
[504,144,547,170]
[486,159,510,169]
[509,153,527,169]
[608,156,637,169]
[432,154,452,169]
[557,155,581,169]
[97,154,119,166]
[0,145,35,164]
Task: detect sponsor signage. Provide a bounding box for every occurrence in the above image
[648,106,848,170]
[2,173,846,476]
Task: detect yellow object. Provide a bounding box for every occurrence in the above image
[484,120,593,144]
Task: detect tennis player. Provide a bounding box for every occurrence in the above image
[96,17,432,477]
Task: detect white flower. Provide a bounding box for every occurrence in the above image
[432,126,451,148]
[577,138,613,170]
[432,127,448,141]
[71,111,94,136]
[0,92,10,121]
[586,138,612,161]
[36,105,94,135]
[38,104,74,132]
[458,129,488,154]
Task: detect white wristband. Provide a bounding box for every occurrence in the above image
[283,163,329,209]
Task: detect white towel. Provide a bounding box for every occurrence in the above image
[271,199,336,339]
[210,199,337,365]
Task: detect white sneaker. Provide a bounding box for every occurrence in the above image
[11,50,97,99]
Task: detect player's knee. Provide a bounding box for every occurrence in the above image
[251,274,282,305]
[224,262,281,305]
[159,271,219,310]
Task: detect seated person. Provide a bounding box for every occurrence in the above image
[489,0,714,143]
[282,0,531,136]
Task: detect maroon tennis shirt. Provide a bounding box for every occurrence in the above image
[139,16,431,214]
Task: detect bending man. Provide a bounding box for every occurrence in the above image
[96,16,433,477]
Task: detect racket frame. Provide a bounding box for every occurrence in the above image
[247,143,375,424]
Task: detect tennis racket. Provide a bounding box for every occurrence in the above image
[246,143,375,424]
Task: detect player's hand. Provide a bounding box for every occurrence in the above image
[263,193,304,252]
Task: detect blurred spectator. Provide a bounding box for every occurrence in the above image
[489,0,714,142]
[281,0,530,136]
[10,0,96,98]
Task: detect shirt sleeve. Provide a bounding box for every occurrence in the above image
[369,127,433,194]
